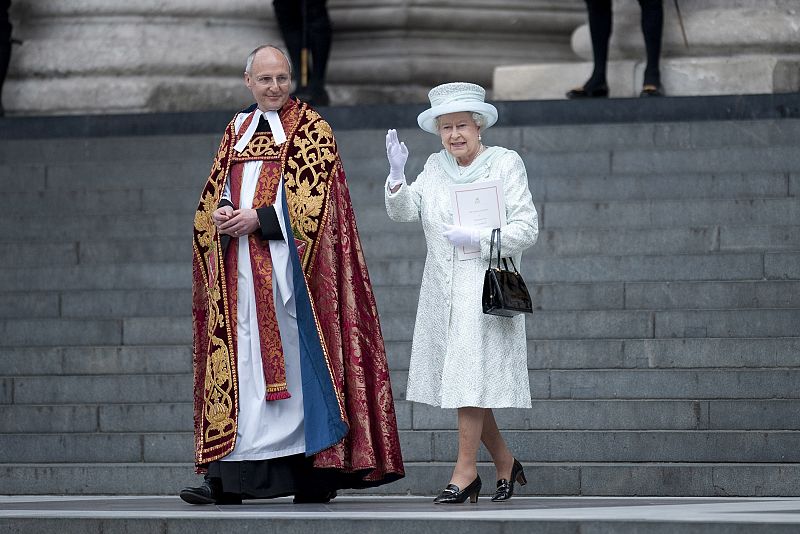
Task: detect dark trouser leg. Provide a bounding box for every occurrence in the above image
[305,0,331,101]
[272,0,303,85]
[585,0,612,88]
[638,0,663,86]
[0,0,12,115]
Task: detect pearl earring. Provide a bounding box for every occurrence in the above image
[478,135,482,141]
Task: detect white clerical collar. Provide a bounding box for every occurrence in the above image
[233,108,287,153]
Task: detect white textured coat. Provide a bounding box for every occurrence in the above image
[385,149,539,408]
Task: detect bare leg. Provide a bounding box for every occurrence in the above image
[481,409,515,481]
[449,407,484,488]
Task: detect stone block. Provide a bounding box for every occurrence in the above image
[432,430,800,462]
[655,309,800,338]
[0,243,77,267]
[0,319,122,346]
[45,160,211,191]
[398,430,433,462]
[528,339,627,370]
[0,164,46,191]
[360,233,426,261]
[12,374,192,404]
[0,292,59,319]
[709,400,800,430]
[625,338,800,369]
[721,225,800,251]
[79,239,191,264]
[143,432,192,462]
[413,400,708,431]
[6,189,143,215]
[529,371,551,399]
[545,198,800,228]
[0,135,218,166]
[712,464,800,497]
[655,120,800,151]
[363,259,425,287]
[122,317,192,345]
[60,346,192,375]
[524,253,764,283]
[0,405,98,433]
[0,463,196,495]
[624,281,800,310]
[61,289,192,318]
[0,433,141,462]
[385,341,411,371]
[393,400,413,430]
[530,282,625,311]
[390,371,407,401]
[141,187,203,215]
[0,213,190,241]
[0,263,191,292]
[99,403,192,432]
[537,226,716,257]
[525,310,653,340]
[765,252,800,280]
[0,379,10,404]
[791,173,799,197]
[522,151,611,178]
[613,146,800,175]
[580,464,714,496]
[540,172,789,202]
[0,347,64,375]
[373,286,421,315]
[549,369,800,399]
[522,123,656,153]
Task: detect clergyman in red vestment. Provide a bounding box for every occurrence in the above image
[182,44,404,504]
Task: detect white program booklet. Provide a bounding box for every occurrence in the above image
[450,179,506,260]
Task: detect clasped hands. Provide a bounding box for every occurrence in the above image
[213,206,260,237]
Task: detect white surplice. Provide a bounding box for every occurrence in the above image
[220,110,306,461]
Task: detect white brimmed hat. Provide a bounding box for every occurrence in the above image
[417,82,498,135]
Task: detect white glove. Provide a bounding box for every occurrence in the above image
[443,224,480,249]
[385,128,409,187]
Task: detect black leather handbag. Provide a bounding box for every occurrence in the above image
[482,228,533,316]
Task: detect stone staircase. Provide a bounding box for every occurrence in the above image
[0,110,798,496]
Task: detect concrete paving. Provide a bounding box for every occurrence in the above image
[1,496,799,533]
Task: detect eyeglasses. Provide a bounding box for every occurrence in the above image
[254,75,290,87]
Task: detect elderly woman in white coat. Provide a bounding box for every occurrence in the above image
[384,82,539,504]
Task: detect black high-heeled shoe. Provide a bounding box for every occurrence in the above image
[433,476,482,504]
[566,82,609,99]
[491,458,527,502]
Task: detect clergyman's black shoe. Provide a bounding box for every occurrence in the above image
[179,478,242,505]
[179,480,216,505]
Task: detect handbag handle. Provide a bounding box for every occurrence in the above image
[489,227,521,274]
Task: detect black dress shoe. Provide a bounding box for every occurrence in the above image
[293,490,337,504]
[433,476,481,504]
[639,84,664,97]
[566,83,609,99]
[491,458,527,502]
[179,478,242,505]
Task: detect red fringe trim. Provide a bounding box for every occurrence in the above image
[266,390,291,401]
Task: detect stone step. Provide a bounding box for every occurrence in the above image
[5,223,798,268]
[4,368,797,405]
[1,252,789,293]
[1,430,798,464]
[10,307,797,346]
[1,461,797,497]
[544,198,800,228]
[3,399,799,434]
[7,279,799,321]
[2,338,797,378]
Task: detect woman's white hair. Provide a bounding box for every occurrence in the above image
[435,112,486,131]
